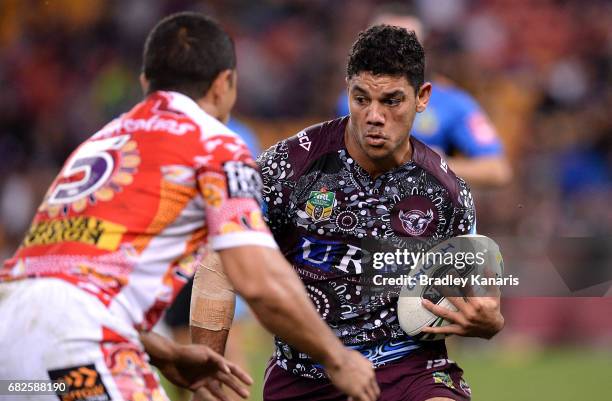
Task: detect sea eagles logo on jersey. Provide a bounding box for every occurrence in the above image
[305,187,335,222]
[398,209,434,236]
[391,196,439,237]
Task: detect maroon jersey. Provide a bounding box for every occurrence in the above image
[257,117,476,379]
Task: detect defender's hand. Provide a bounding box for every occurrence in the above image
[156,343,252,393]
[421,296,504,339]
[325,350,380,401]
[191,376,250,401]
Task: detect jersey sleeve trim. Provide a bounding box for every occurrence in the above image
[210,231,278,251]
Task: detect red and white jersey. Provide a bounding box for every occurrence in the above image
[1,91,276,330]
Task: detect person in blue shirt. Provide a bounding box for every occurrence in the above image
[337,12,511,188]
[228,117,261,156]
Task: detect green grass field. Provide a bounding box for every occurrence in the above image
[162,327,612,401]
[455,347,612,401]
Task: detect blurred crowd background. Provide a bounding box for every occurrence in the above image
[1,0,611,251]
[1,0,611,399]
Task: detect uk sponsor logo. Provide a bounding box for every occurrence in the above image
[295,237,363,274]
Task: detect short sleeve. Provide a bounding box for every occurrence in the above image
[195,133,277,250]
[450,177,477,236]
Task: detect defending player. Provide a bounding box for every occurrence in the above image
[0,12,379,401]
[336,10,512,188]
[256,25,504,400]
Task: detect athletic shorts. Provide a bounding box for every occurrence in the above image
[0,278,169,401]
[263,342,471,401]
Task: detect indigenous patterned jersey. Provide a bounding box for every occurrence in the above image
[257,117,476,378]
[1,91,276,330]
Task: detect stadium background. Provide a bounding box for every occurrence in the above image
[0,0,610,400]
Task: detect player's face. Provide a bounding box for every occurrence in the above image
[346,72,430,169]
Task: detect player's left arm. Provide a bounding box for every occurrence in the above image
[421,179,504,339]
[446,98,512,188]
[190,251,235,355]
[188,126,262,357]
[190,253,242,401]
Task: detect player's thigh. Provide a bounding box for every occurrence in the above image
[374,346,471,401]
[46,318,170,400]
[409,363,471,401]
[45,333,169,401]
[263,360,344,401]
[0,279,169,401]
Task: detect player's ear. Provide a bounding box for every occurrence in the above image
[228,69,237,89]
[208,69,237,124]
[211,69,234,98]
[139,73,150,95]
[415,82,432,113]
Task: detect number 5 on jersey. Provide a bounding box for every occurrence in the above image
[49,135,131,205]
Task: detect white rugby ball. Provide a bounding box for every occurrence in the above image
[397,234,503,341]
[398,292,458,341]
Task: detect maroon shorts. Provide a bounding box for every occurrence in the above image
[263,343,471,401]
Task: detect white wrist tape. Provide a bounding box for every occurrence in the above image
[190,251,236,331]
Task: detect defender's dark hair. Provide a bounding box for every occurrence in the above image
[347,24,425,93]
[142,12,236,99]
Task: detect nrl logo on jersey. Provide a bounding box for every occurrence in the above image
[305,187,335,222]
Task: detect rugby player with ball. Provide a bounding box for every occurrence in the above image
[254,25,504,400]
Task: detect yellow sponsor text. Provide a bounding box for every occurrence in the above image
[23,216,126,251]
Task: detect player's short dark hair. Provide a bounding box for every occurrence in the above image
[347,24,425,93]
[142,12,236,99]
